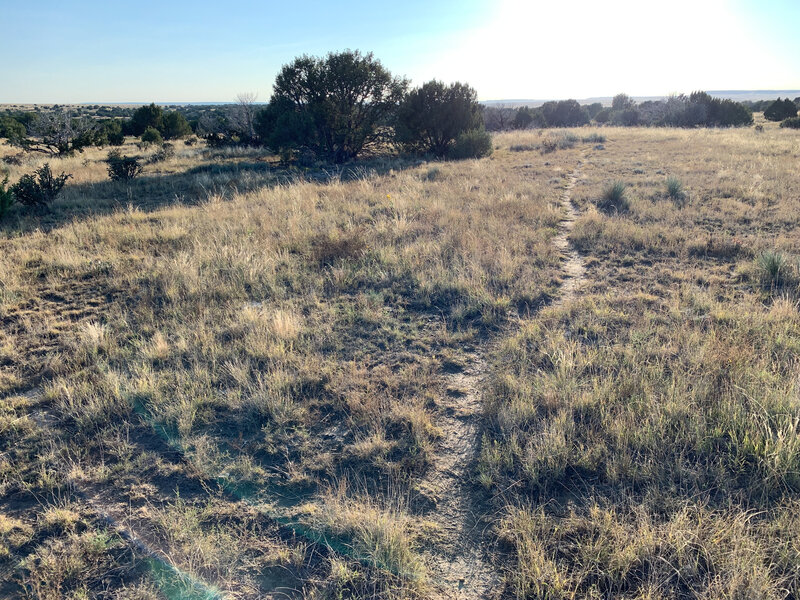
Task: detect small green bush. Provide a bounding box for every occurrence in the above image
[423,167,443,181]
[559,132,579,149]
[540,138,558,154]
[756,250,789,288]
[597,181,629,214]
[11,164,71,207]
[106,150,143,181]
[581,133,606,143]
[666,176,686,207]
[0,175,15,220]
[140,127,163,146]
[780,117,800,129]
[448,128,493,160]
[148,143,175,164]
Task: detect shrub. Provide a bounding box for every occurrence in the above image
[581,133,606,143]
[394,80,483,156]
[0,116,27,145]
[148,143,175,164]
[423,167,442,181]
[11,164,71,207]
[539,132,577,154]
[140,127,163,146]
[597,181,629,214]
[0,175,15,220]
[448,128,493,159]
[780,117,800,129]
[100,119,125,146]
[106,150,143,181]
[764,98,798,122]
[558,132,579,148]
[539,138,558,154]
[657,93,752,127]
[665,176,686,207]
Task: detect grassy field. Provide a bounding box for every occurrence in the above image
[1,122,799,599]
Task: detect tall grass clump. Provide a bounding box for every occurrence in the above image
[312,484,426,590]
[597,181,629,214]
[665,176,687,207]
[756,250,791,289]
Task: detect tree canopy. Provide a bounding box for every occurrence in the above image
[394,80,483,156]
[258,50,408,163]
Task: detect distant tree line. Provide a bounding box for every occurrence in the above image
[208,50,492,162]
[4,53,799,162]
[0,103,192,156]
[484,94,800,131]
[1,50,492,163]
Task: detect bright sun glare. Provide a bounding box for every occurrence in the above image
[420,0,797,99]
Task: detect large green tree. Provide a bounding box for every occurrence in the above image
[130,103,164,136]
[259,50,408,163]
[764,98,798,121]
[394,80,483,156]
[161,111,192,139]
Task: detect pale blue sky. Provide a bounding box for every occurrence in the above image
[1,0,798,103]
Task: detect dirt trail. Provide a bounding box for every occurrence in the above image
[419,162,587,599]
[420,353,500,600]
[552,164,586,306]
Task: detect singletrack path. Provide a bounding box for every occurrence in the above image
[420,162,586,599]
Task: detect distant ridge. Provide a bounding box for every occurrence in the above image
[481,90,800,108]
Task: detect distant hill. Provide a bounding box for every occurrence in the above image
[481,90,800,108]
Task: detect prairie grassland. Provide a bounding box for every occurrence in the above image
[485,126,800,599]
[0,136,568,597]
[2,123,800,598]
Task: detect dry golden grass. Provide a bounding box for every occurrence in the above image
[0,135,566,597]
[2,123,800,598]
[484,126,800,599]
